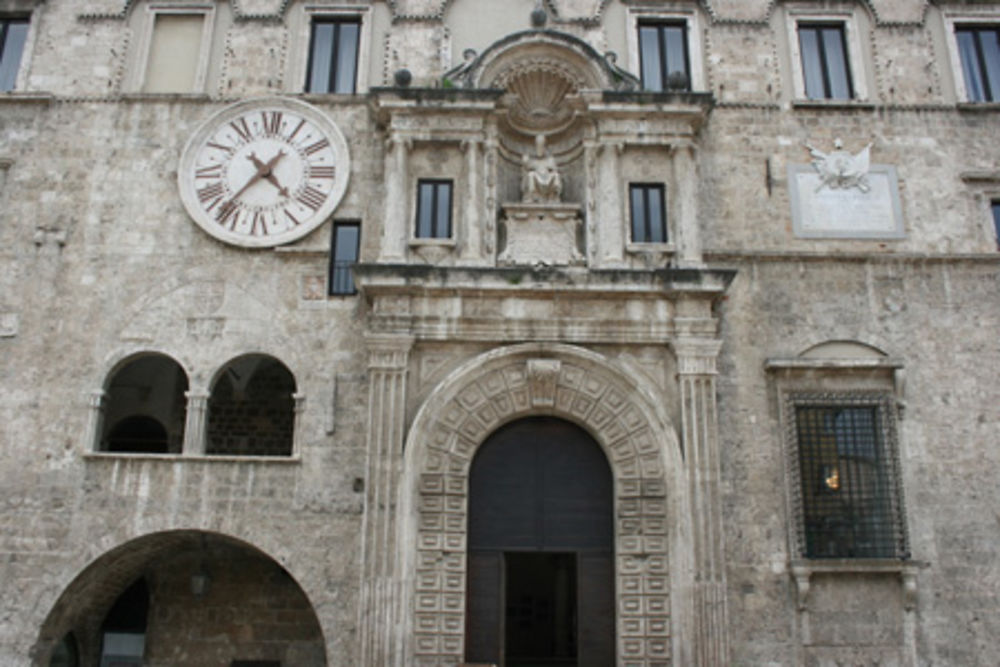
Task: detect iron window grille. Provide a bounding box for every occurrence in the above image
[785,393,909,560]
[305,18,360,94]
[956,26,1000,102]
[629,183,668,243]
[329,221,360,295]
[0,17,28,92]
[415,179,453,239]
[638,21,690,92]
[798,23,854,100]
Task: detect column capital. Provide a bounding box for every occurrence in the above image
[365,333,414,370]
[672,338,723,375]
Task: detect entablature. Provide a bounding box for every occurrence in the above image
[354,263,734,343]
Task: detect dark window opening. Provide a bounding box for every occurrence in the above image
[638,21,690,91]
[795,404,903,558]
[207,355,296,456]
[415,179,452,239]
[306,18,360,94]
[329,220,360,295]
[101,355,188,454]
[100,578,149,667]
[106,415,169,454]
[956,26,1000,102]
[629,183,667,243]
[798,23,853,100]
[0,17,28,92]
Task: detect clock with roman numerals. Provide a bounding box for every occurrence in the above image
[178,97,350,248]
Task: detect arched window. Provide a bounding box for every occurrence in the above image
[207,355,296,456]
[101,354,188,454]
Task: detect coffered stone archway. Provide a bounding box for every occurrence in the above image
[398,343,692,666]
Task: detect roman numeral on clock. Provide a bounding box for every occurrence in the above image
[296,186,326,211]
[197,181,225,204]
[303,138,330,156]
[250,211,268,236]
[195,164,224,179]
[216,200,239,228]
[230,118,253,143]
[311,165,335,179]
[262,110,283,137]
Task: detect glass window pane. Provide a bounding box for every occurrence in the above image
[648,188,666,243]
[143,14,203,93]
[664,25,688,89]
[957,30,985,102]
[435,183,451,237]
[630,186,646,241]
[980,29,1000,101]
[639,26,663,91]
[821,27,852,99]
[308,22,335,93]
[334,22,359,94]
[331,223,359,294]
[799,27,825,99]
[992,201,1000,249]
[417,182,434,237]
[0,20,28,92]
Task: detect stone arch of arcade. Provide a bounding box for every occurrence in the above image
[32,529,328,667]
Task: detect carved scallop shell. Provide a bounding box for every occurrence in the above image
[500,62,580,134]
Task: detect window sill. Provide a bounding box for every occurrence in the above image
[409,238,456,248]
[626,242,675,254]
[956,101,1000,113]
[790,558,923,611]
[84,452,301,464]
[120,92,212,103]
[791,98,875,111]
[0,91,54,105]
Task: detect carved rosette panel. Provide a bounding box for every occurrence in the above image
[404,345,681,666]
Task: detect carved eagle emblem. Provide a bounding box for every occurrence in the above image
[805,138,873,193]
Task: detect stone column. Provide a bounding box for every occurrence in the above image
[459,139,483,263]
[292,392,306,457]
[673,142,703,268]
[379,133,410,262]
[182,390,209,455]
[674,331,729,666]
[357,333,413,666]
[595,142,625,267]
[85,390,105,451]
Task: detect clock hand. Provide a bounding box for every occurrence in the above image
[228,151,268,203]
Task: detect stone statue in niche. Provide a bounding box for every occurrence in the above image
[521,134,562,203]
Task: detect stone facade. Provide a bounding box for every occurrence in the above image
[1,0,999,666]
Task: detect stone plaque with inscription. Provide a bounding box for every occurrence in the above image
[788,164,904,239]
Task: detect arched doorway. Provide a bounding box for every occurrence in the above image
[466,417,614,666]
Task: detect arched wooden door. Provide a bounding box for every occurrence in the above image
[466,417,614,666]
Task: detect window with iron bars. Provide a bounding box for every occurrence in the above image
[787,393,908,559]
[329,220,359,296]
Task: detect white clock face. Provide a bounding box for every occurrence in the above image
[179,97,350,248]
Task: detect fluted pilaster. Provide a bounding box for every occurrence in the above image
[675,337,729,666]
[379,134,410,262]
[358,333,413,666]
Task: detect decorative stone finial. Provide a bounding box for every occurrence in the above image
[393,68,412,87]
[531,2,547,28]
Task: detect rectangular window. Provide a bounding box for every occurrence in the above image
[792,397,906,559]
[638,22,689,92]
[306,18,360,94]
[329,221,360,295]
[415,180,452,239]
[798,23,853,100]
[143,13,205,93]
[629,184,667,243]
[956,26,1000,102]
[0,17,28,91]
[992,200,1000,249]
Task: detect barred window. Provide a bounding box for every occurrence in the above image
[329,220,360,295]
[787,394,908,559]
